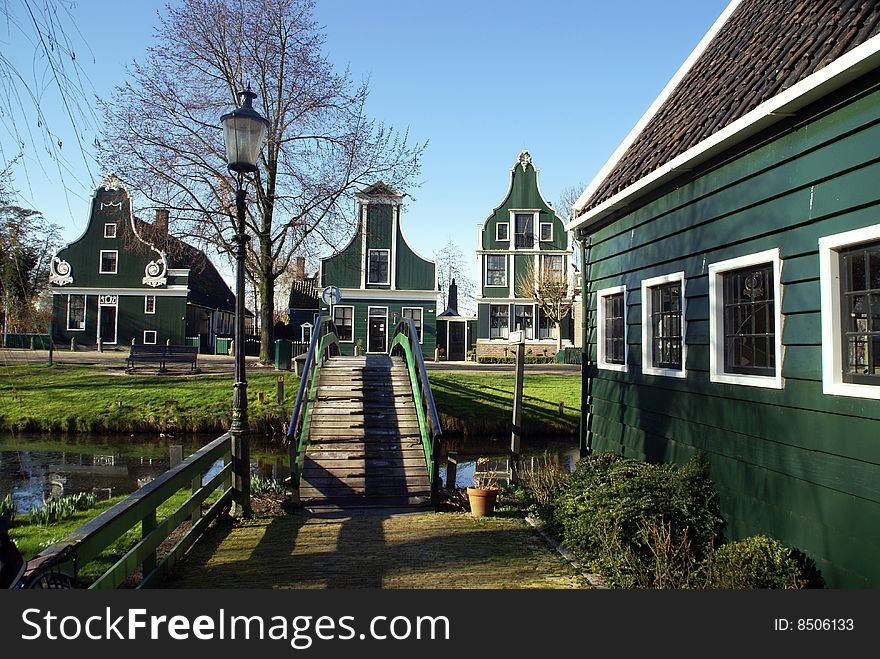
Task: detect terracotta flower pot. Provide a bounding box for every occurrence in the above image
[466,487,498,517]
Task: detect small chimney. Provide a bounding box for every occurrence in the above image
[295,256,305,281]
[448,277,458,315]
[155,209,169,237]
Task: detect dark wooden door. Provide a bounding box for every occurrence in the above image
[448,321,466,361]
[368,317,386,353]
[100,306,117,344]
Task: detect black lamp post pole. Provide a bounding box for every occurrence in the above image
[231,176,252,517]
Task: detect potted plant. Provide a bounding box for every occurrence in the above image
[466,471,500,518]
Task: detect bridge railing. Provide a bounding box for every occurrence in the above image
[21,433,233,589]
[389,318,443,505]
[287,315,339,487]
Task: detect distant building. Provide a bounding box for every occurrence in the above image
[475,151,574,357]
[568,0,880,587]
[286,256,320,345]
[49,175,238,351]
[436,278,478,361]
[318,182,440,356]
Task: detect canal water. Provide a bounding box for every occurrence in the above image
[0,432,579,514]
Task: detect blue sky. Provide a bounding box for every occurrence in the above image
[3,0,730,288]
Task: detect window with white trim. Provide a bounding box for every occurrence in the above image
[486,255,506,286]
[496,222,509,242]
[513,304,534,340]
[67,294,86,331]
[641,273,686,378]
[144,295,156,314]
[367,249,390,284]
[708,249,782,388]
[597,286,627,371]
[301,323,312,344]
[143,330,157,345]
[402,307,423,342]
[539,222,553,242]
[541,254,564,281]
[489,304,509,339]
[333,305,354,342]
[104,223,117,238]
[819,225,880,399]
[99,250,118,274]
[514,213,534,249]
[537,309,556,340]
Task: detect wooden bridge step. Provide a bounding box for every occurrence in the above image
[302,475,430,487]
[300,486,431,498]
[301,495,431,509]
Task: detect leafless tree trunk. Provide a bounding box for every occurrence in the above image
[515,258,574,353]
[99,0,424,364]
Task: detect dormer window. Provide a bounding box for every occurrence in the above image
[104,223,117,238]
[367,249,390,284]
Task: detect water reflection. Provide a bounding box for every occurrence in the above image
[0,433,288,514]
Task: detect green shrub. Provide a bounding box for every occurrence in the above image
[1,493,15,522]
[476,356,556,364]
[702,535,810,589]
[550,452,725,588]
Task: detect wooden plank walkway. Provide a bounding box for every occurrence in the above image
[165,509,588,589]
[301,355,431,509]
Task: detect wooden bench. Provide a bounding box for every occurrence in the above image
[127,345,198,373]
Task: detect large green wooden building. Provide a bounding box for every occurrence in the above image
[49,175,237,351]
[475,151,574,357]
[569,0,880,587]
[319,182,439,356]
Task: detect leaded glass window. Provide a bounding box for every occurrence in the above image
[841,242,880,384]
[722,264,775,375]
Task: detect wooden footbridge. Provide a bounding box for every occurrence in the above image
[287,318,442,509]
[19,317,443,589]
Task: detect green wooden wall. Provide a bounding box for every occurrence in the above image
[581,76,880,587]
[319,299,437,357]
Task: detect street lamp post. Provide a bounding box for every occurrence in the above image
[221,88,269,517]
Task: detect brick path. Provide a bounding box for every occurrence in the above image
[165,508,588,589]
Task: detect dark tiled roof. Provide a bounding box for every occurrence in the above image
[135,219,237,314]
[287,278,319,310]
[356,180,402,198]
[583,0,880,212]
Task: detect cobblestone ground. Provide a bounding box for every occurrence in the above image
[165,506,588,589]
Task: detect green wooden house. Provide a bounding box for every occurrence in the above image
[319,182,439,356]
[568,0,880,587]
[475,151,574,357]
[49,175,237,351]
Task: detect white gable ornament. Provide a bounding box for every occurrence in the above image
[49,254,73,286]
[518,150,532,171]
[142,254,168,287]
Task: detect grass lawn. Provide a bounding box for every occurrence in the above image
[0,363,580,436]
[7,488,217,585]
[0,363,292,435]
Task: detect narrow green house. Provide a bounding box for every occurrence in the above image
[49,175,237,351]
[568,0,880,586]
[319,182,439,356]
[475,151,574,358]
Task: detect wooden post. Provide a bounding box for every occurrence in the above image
[446,452,459,489]
[142,509,156,578]
[558,400,565,417]
[277,375,285,404]
[169,445,183,468]
[510,341,525,482]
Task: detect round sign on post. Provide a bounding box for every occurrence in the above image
[321,285,342,325]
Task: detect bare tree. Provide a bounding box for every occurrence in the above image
[515,257,574,353]
[0,1,97,188]
[99,0,425,364]
[0,163,62,333]
[434,238,475,316]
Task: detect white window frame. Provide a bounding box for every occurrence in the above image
[144,295,156,314]
[819,223,880,399]
[367,306,389,353]
[99,250,118,274]
[401,306,423,343]
[143,330,157,345]
[104,223,117,238]
[539,222,553,242]
[301,322,313,344]
[495,222,509,243]
[489,303,510,339]
[66,294,86,331]
[366,249,390,285]
[511,210,538,249]
[641,272,687,378]
[485,254,507,287]
[597,285,628,372]
[332,305,355,343]
[708,248,783,389]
